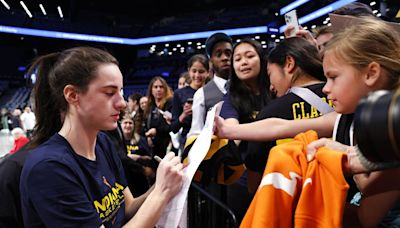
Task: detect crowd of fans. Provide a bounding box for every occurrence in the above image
[0,2,399,227]
[1,106,35,155]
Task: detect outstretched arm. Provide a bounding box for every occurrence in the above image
[215,111,338,141]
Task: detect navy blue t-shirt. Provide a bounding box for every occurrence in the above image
[220,92,240,120]
[220,91,263,124]
[20,132,127,228]
[220,91,264,157]
[125,136,151,157]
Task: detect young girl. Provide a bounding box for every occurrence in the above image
[121,115,151,159]
[171,54,209,152]
[137,95,148,136]
[120,114,154,196]
[307,17,400,227]
[20,47,183,227]
[216,17,400,227]
[177,71,190,89]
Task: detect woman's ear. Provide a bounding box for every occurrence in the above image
[364,62,382,87]
[284,55,296,74]
[63,85,79,105]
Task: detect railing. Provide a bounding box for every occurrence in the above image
[188,182,238,228]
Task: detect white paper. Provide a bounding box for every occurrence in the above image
[156,101,223,228]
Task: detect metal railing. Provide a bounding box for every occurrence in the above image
[188,182,238,228]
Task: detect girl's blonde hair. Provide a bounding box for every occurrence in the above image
[325,17,400,89]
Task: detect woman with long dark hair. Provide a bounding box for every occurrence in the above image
[144,76,174,158]
[219,38,270,222]
[221,38,270,124]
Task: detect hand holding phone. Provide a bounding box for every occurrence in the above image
[158,109,171,120]
[285,10,300,38]
[163,111,172,120]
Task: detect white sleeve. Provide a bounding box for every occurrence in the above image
[187,88,205,137]
[20,113,25,121]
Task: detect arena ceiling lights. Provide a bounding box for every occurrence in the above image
[0,25,269,46]
[280,0,311,15]
[279,0,357,32]
[1,1,63,18]
[0,0,363,45]
[1,0,10,10]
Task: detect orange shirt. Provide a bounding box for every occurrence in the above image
[241,130,349,228]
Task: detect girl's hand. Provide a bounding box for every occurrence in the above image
[145,128,157,137]
[128,154,141,161]
[307,138,349,161]
[179,102,192,123]
[213,115,228,138]
[162,111,172,123]
[307,138,369,175]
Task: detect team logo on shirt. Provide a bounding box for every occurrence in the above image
[126,145,139,155]
[259,171,312,197]
[251,111,259,120]
[93,177,125,223]
[292,97,333,120]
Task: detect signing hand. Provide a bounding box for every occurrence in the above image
[154,152,185,201]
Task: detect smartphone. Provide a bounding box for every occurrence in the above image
[285,9,300,37]
[158,109,165,115]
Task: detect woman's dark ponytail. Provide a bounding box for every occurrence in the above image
[28,53,62,148]
[268,37,325,82]
[27,47,118,149]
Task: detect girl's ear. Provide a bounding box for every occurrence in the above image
[284,55,296,74]
[63,85,79,105]
[364,62,382,87]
